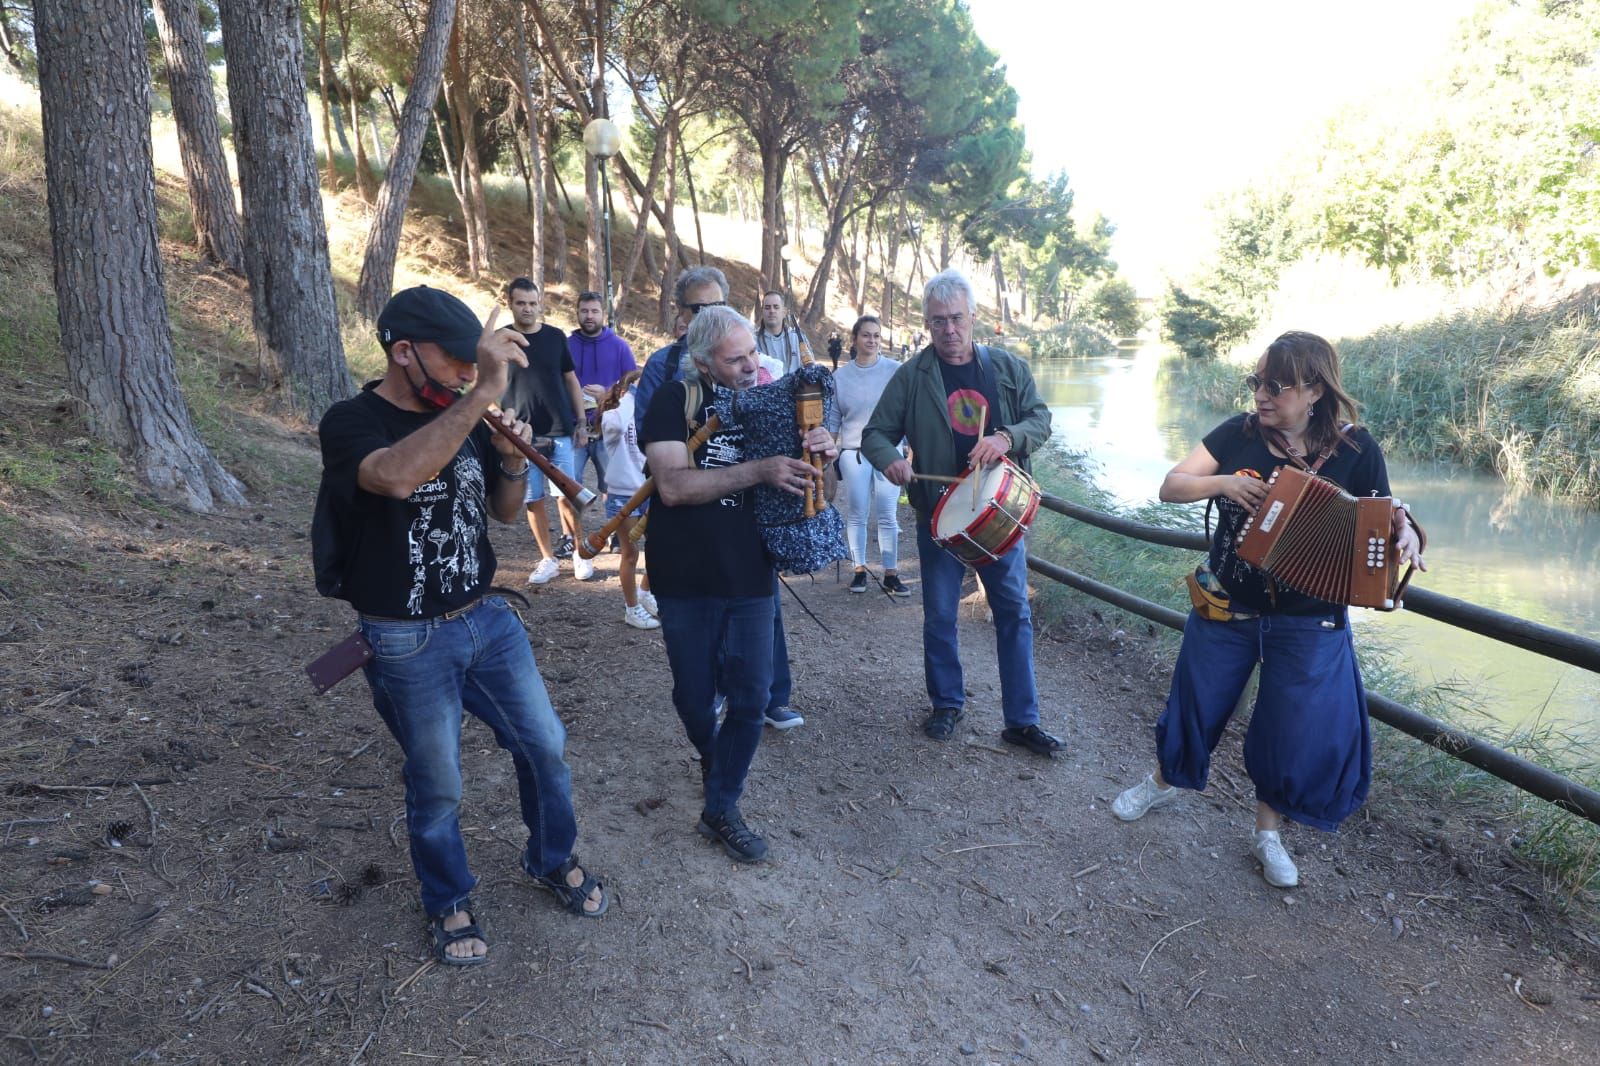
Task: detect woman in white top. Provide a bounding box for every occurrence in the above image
[834,316,909,596]
[600,371,658,629]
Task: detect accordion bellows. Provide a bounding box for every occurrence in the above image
[1235,466,1406,610]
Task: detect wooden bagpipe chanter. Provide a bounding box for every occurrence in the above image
[1234,465,1424,611]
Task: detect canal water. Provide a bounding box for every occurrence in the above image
[1034,345,1600,736]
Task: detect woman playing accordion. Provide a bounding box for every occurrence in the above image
[1112,331,1426,889]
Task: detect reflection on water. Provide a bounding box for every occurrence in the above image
[1036,346,1600,733]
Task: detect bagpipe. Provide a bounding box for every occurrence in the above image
[712,363,848,576]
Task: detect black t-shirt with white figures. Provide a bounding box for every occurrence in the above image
[640,379,772,599]
[1201,413,1392,615]
[317,385,503,618]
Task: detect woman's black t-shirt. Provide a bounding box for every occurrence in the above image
[1201,413,1391,615]
[640,380,773,599]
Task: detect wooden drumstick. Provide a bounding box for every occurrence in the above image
[972,402,988,509]
[910,473,963,484]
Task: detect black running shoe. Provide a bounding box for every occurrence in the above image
[553,533,574,560]
[849,570,868,594]
[883,573,912,597]
[697,808,768,863]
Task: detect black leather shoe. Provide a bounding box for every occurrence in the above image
[698,808,768,863]
[923,707,964,740]
[1001,724,1064,757]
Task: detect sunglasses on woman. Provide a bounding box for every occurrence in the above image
[1244,374,1312,397]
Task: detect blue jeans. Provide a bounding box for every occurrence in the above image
[522,435,576,504]
[359,597,577,917]
[916,518,1040,729]
[657,594,775,816]
[573,434,608,496]
[1156,609,1369,831]
[840,448,900,569]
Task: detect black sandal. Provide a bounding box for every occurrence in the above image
[1001,724,1064,758]
[430,898,488,967]
[923,707,964,741]
[525,852,609,918]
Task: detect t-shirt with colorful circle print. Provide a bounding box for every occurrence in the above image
[937,356,998,469]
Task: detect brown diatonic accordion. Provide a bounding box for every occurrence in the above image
[1235,465,1414,611]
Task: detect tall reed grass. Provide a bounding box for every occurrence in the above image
[1164,289,1600,506]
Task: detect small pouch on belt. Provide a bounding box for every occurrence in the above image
[1185,560,1237,623]
[305,630,374,694]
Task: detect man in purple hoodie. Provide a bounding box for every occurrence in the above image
[568,292,637,548]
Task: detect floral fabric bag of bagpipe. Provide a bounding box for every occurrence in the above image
[712,364,849,575]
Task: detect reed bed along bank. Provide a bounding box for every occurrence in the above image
[1169,287,1600,507]
[1027,451,1600,904]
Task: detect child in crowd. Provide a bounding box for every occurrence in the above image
[599,371,658,629]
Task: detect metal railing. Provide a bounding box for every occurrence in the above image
[1028,493,1600,827]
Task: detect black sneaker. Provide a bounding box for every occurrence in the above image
[553,534,574,560]
[697,808,768,863]
[883,573,912,597]
[607,533,621,554]
[849,570,868,594]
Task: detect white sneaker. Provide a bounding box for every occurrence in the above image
[1251,829,1300,888]
[1112,773,1180,822]
[624,604,660,630]
[573,555,595,581]
[637,589,659,618]
[528,558,560,585]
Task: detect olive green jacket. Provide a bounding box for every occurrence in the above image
[860,344,1052,516]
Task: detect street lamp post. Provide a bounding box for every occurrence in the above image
[582,117,622,325]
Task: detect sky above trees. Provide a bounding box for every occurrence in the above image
[966,0,1482,293]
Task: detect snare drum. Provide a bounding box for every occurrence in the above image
[930,460,1041,567]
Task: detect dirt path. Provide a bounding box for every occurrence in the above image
[1,453,1596,1065]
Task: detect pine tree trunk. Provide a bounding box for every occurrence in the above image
[216,0,352,419]
[357,0,456,320]
[991,249,1010,328]
[332,0,375,202]
[584,0,609,297]
[758,136,786,291]
[314,0,339,189]
[542,108,568,285]
[614,111,667,323]
[882,195,906,336]
[657,134,681,334]
[34,0,245,511]
[365,101,386,166]
[855,202,877,314]
[677,134,706,265]
[512,10,544,289]
[151,0,245,274]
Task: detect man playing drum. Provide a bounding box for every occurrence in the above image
[861,270,1064,756]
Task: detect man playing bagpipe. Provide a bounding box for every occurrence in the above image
[640,306,839,863]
